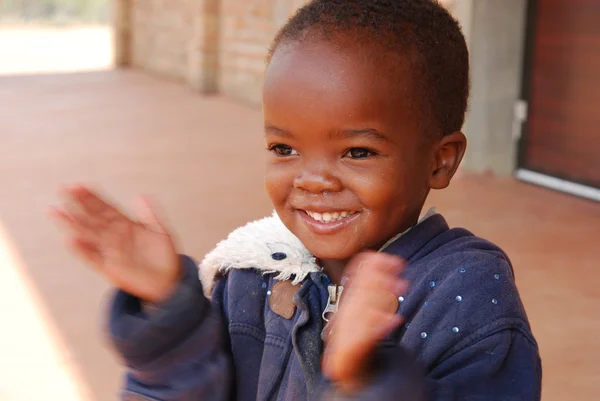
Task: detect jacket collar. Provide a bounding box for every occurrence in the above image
[380,212,449,262]
[199,208,448,295]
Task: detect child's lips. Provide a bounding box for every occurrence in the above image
[298,210,360,235]
[304,210,357,223]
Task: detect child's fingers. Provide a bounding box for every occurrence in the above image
[64,185,106,211]
[343,263,408,300]
[49,206,74,228]
[334,309,402,353]
[57,188,103,228]
[356,267,408,293]
[365,309,403,341]
[65,199,96,225]
[136,196,168,234]
[63,185,121,222]
[68,237,102,268]
[323,309,403,381]
[56,204,104,245]
[98,218,135,269]
[339,284,405,328]
[56,186,131,241]
[50,206,95,239]
[345,279,407,303]
[347,252,405,279]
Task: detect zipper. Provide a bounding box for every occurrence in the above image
[322,284,344,322]
[321,284,344,341]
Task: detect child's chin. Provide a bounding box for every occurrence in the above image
[305,241,357,262]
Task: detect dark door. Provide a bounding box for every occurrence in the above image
[519,0,600,188]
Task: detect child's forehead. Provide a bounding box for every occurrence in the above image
[263,40,424,143]
[270,35,412,73]
[265,39,416,105]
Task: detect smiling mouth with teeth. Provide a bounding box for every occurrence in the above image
[305,210,357,223]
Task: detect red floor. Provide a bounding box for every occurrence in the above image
[0,70,598,400]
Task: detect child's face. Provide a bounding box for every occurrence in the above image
[263,38,459,262]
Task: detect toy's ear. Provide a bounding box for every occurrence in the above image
[267,241,288,250]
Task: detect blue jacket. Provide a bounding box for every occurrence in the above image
[109,212,542,400]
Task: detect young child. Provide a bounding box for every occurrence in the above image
[51,0,542,400]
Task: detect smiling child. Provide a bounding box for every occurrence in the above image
[52,1,542,400]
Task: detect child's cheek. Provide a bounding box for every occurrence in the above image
[264,169,291,203]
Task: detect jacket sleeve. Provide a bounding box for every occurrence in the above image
[107,255,232,401]
[314,326,541,401]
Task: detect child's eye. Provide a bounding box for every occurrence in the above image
[345,148,376,159]
[269,144,298,157]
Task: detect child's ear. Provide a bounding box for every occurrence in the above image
[429,131,467,190]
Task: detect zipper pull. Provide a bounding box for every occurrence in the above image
[322,284,344,322]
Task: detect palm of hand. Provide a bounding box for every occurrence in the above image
[51,186,180,303]
[322,252,407,393]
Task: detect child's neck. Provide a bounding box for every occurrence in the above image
[317,211,425,285]
[319,259,348,285]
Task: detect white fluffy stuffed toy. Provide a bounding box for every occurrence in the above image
[199,211,321,296]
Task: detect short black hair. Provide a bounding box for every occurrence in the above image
[267,0,469,136]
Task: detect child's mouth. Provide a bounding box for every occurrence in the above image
[305,210,357,223]
[299,210,360,235]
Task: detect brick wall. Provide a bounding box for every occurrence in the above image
[219,0,307,105]
[115,0,456,104]
[114,0,220,92]
[130,0,193,81]
[115,0,306,103]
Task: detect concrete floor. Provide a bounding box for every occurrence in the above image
[0,70,599,401]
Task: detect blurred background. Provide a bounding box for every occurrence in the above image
[0,0,598,400]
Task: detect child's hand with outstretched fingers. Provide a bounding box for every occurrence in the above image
[50,185,181,304]
[322,252,408,394]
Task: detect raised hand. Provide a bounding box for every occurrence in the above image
[50,185,181,303]
[322,252,407,394]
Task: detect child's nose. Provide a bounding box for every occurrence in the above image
[293,166,342,194]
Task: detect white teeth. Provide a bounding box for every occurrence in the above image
[306,210,355,223]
